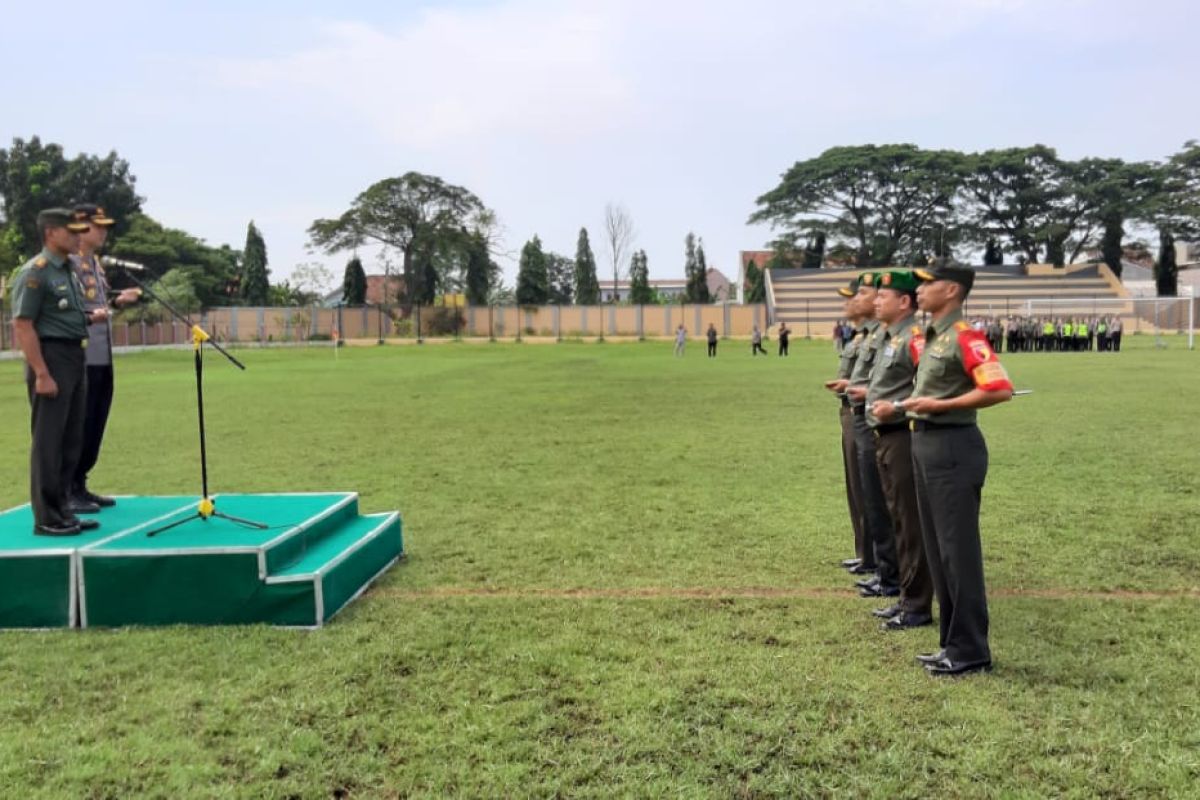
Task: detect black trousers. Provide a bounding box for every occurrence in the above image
[707,341,717,357]
[852,412,898,590]
[778,339,789,356]
[839,405,871,567]
[26,341,87,528]
[74,364,115,490]
[1111,332,1122,352]
[912,424,991,664]
[752,342,767,355]
[875,428,932,615]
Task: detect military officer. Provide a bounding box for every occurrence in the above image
[10,209,102,535]
[903,261,1013,676]
[824,280,872,575]
[866,271,934,631]
[841,273,900,598]
[69,204,141,511]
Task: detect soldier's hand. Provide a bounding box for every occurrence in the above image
[115,288,142,306]
[824,379,848,393]
[846,385,867,402]
[872,400,896,421]
[90,307,110,323]
[34,372,59,398]
[905,396,943,415]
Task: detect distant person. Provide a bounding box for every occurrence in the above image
[674,324,686,357]
[778,322,790,356]
[1110,316,1123,352]
[751,325,767,356]
[706,323,718,357]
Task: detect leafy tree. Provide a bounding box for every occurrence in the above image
[516,235,549,305]
[121,267,201,323]
[628,250,652,304]
[308,172,490,305]
[105,213,240,308]
[241,221,270,305]
[751,144,960,266]
[684,233,702,302]
[545,252,574,305]
[1139,142,1200,294]
[464,232,495,306]
[573,227,600,304]
[0,136,142,257]
[342,256,367,304]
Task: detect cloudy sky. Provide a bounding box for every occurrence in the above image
[4,0,1197,289]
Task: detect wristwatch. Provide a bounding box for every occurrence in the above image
[894,399,906,412]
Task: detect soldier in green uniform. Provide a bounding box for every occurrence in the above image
[902,261,1013,676]
[841,273,900,598]
[824,279,872,574]
[10,209,101,535]
[866,271,933,630]
[69,204,141,512]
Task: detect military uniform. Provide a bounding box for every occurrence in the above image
[70,205,119,502]
[866,271,932,627]
[12,235,92,532]
[834,280,871,571]
[908,265,1013,673]
[846,276,900,597]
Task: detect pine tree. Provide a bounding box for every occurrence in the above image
[1156,230,1178,296]
[983,239,1004,265]
[629,250,652,304]
[683,233,701,303]
[464,233,492,306]
[573,228,600,304]
[516,235,549,305]
[695,239,711,303]
[241,221,270,306]
[341,256,367,304]
[745,260,766,303]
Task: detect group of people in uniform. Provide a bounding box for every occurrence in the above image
[975,315,1124,354]
[825,262,1014,677]
[11,206,140,536]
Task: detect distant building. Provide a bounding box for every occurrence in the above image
[321,274,406,307]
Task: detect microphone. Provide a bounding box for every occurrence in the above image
[100,256,147,271]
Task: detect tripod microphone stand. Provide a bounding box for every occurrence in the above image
[111,267,268,537]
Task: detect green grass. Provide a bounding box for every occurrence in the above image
[1,337,1198,798]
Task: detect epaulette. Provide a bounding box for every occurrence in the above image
[34,257,47,269]
[910,325,921,336]
[953,321,971,332]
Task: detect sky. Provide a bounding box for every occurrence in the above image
[3,0,1198,292]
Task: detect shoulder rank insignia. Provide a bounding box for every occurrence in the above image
[910,325,921,336]
[34,257,47,269]
[953,320,970,332]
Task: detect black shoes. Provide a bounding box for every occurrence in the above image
[915,650,946,665]
[81,488,116,508]
[66,517,100,531]
[854,577,880,590]
[66,495,101,515]
[841,557,861,569]
[923,656,993,677]
[859,583,900,598]
[34,521,81,537]
[871,603,903,619]
[847,563,876,575]
[880,612,933,631]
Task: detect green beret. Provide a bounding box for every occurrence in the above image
[874,270,920,293]
[855,271,877,290]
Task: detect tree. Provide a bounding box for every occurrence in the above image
[573,227,600,304]
[342,256,367,304]
[105,213,240,308]
[290,262,334,301]
[0,136,143,259]
[684,233,706,303]
[802,231,826,268]
[308,172,490,305]
[545,252,574,305]
[241,221,270,305]
[751,144,960,266]
[628,249,652,304]
[1139,142,1200,295]
[603,203,635,302]
[983,239,1004,265]
[694,239,712,303]
[463,232,495,306]
[745,259,766,303]
[1155,230,1178,296]
[122,267,201,323]
[516,235,549,305]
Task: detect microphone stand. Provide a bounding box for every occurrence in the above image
[114,267,267,537]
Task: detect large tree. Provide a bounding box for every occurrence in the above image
[545,252,574,305]
[603,203,635,302]
[307,172,489,305]
[105,213,240,308]
[573,227,600,304]
[341,256,367,305]
[241,221,270,306]
[0,136,142,262]
[683,233,700,302]
[695,238,712,303]
[516,235,549,305]
[745,260,766,303]
[751,144,960,266]
[463,231,495,306]
[1141,142,1200,295]
[628,250,652,304]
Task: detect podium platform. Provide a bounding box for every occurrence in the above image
[0,493,403,629]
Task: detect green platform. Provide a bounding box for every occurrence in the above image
[0,493,403,629]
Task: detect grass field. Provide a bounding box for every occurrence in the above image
[1,336,1197,798]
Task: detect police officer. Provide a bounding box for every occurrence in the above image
[842,273,900,599]
[866,271,933,630]
[903,261,1013,676]
[69,204,141,511]
[824,280,872,575]
[10,209,102,535]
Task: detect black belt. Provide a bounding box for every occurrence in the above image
[909,419,974,432]
[851,405,866,416]
[39,337,84,346]
[840,396,851,408]
[872,422,909,438]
